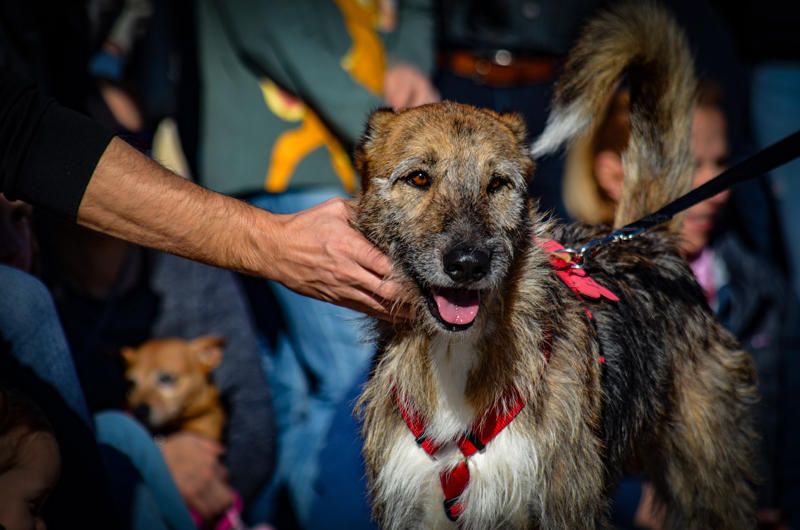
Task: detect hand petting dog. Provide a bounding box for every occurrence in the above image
[269,197,413,322]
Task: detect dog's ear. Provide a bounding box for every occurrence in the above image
[498,112,529,145]
[190,336,225,373]
[121,346,137,366]
[494,111,536,182]
[355,107,396,190]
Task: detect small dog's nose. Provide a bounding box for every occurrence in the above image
[443,246,491,283]
[132,404,151,424]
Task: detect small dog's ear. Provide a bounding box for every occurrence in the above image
[498,112,529,145]
[121,346,137,366]
[190,336,225,373]
[355,107,396,189]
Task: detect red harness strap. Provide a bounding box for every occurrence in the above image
[392,238,616,522]
[394,391,526,521]
[538,238,619,364]
[537,238,620,319]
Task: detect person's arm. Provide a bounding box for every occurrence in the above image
[0,73,404,319]
[78,137,403,319]
[384,0,435,75]
[382,0,438,109]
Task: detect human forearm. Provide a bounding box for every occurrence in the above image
[78,138,406,319]
[78,137,276,277]
[386,0,435,75]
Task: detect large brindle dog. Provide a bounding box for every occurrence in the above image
[354,3,757,529]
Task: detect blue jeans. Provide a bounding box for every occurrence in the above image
[0,266,123,526]
[0,266,191,529]
[752,62,800,299]
[307,367,376,530]
[95,411,195,530]
[0,265,91,423]
[246,189,375,526]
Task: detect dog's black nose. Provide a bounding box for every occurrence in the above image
[132,404,151,424]
[443,246,491,283]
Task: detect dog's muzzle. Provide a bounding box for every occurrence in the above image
[422,244,493,331]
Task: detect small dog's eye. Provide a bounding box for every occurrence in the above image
[156,371,177,387]
[488,176,509,194]
[124,378,136,394]
[405,171,431,189]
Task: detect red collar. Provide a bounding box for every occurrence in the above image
[394,390,526,521]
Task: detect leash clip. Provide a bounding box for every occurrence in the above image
[564,224,653,267]
[558,247,586,269]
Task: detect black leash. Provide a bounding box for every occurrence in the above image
[565,129,800,265]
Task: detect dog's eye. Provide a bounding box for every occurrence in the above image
[487,176,509,194]
[156,371,177,387]
[404,170,431,189]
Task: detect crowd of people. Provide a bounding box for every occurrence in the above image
[1,1,798,529]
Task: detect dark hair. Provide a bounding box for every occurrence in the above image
[0,386,54,474]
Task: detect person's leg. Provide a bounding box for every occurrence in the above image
[0,265,121,527]
[308,367,376,530]
[752,62,800,299]
[0,265,91,423]
[244,330,308,526]
[94,411,196,530]
[269,279,373,523]
[247,189,375,526]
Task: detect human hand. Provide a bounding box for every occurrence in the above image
[267,198,411,321]
[634,482,666,529]
[384,64,440,110]
[159,432,233,522]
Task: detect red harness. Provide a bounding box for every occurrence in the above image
[538,238,620,317]
[394,238,618,522]
[394,391,526,521]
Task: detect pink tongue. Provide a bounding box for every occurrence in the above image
[433,289,480,325]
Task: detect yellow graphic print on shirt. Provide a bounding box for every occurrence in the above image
[260,0,387,193]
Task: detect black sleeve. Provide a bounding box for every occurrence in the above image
[0,71,114,220]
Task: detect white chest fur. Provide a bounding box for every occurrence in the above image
[375,335,543,530]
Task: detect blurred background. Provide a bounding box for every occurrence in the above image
[1,1,799,529]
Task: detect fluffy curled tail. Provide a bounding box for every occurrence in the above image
[532,2,696,228]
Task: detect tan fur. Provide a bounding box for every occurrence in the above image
[533,1,695,230]
[123,336,225,440]
[356,100,613,527]
[354,4,755,529]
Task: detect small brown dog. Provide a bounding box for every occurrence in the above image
[123,336,225,440]
[354,3,756,529]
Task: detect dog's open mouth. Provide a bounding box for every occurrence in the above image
[427,287,481,330]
